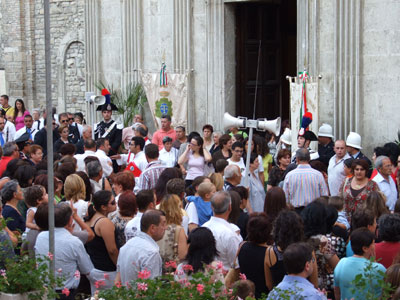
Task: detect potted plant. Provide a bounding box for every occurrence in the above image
[96,81,148,127]
[0,254,62,300]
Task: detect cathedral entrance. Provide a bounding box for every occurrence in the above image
[235,0,296,123]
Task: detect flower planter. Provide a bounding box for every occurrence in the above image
[0,292,46,300]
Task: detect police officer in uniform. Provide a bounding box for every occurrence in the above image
[94,89,123,172]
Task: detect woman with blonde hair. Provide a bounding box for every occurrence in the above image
[157,194,188,273]
[64,174,88,231]
[209,172,223,191]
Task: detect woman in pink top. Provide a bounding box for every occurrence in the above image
[178,135,212,187]
[13,99,30,131]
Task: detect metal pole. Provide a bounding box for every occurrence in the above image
[44,0,55,283]
[243,127,253,188]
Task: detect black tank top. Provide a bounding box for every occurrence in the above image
[85,217,116,271]
[269,244,286,286]
[238,242,268,299]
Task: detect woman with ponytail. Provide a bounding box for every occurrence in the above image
[85,190,118,294]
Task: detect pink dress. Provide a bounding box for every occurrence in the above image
[15,110,30,131]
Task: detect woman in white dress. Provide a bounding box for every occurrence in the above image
[64,174,88,232]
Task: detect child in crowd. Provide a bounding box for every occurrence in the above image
[232,280,256,300]
[186,181,216,232]
[24,185,48,233]
[329,196,350,231]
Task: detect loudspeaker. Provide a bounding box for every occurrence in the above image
[90,95,105,105]
[223,113,246,131]
[257,117,281,135]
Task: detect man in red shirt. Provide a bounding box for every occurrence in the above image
[151,114,176,150]
[0,142,20,176]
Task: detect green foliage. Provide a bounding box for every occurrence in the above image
[95,81,147,127]
[97,263,232,300]
[350,257,394,300]
[0,254,63,300]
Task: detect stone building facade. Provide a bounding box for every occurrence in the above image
[0,0,399,155]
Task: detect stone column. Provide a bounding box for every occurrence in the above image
[121,0,143,90]
[85,0,100,93]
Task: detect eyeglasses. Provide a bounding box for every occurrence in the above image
[68,118,74,121]
[60,119,68,123]
[190,143,198,147]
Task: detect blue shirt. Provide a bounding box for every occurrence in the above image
[267,275,327,300]
[334,256,386,300]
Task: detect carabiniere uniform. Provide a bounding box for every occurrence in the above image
[94,89,123,172]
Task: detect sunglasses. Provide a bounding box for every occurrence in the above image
[68,118,74,121]
[60,119,68,123]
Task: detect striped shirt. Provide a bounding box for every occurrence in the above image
[283,164,329,207]
[137,160,166,192]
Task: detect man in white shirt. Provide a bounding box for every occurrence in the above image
[112,136,148,170]
[14,114,37,141]
[95,138,113,177]
[159,136,178,167]
[35,203,94,297]
[328,140,350,196]
[373,156,398,211]
[0,115,15,145]
[117,210,166,285]
[125,190,156,241]
[74,139,97,172]
[202,191,243,271]
[227,142,246,174]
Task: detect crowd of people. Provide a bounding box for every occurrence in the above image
[1,92,400,300]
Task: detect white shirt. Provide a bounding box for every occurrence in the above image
[32,118,45,131]
[74,150,97,172]
[117,231,162,285]
[159,147,178,167]
[373,172,398,211]
[185,202,199,225]
[202,216,243,271]
[124,212,143,241]
[70,199,88,232]
[3,120,16,142]
[227,157,246,174]
[35,228,94,289]
[327,153,350,196]
[95,149,113,177]
[15,126,37,141]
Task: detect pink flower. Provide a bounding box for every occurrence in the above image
[57,268,62,273]
[115,281,122,288]
[197,283,205,295]
[215,261,224,270]
[94,280,106,289]
[103,273,110,280]
[61,287,70,296]
[74,270,80,279]
[138,269,151,280]
[165,260,177,269]
[182,264,194,272]
[0,269,6,277]
[47,252,53,261]
[137,282,148,291]
[239,273,247,280]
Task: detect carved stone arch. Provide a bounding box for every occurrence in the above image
[56,30,85,113]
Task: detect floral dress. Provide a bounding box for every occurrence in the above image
[339,177,379,220]
[157,224,181,273]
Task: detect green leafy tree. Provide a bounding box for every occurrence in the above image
[95,81,147,127]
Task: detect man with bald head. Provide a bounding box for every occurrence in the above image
[223,164,242,191]
[328,140,350,196]
[202,191,242,271]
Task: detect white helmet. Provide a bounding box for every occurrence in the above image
[346,132,362,149]
[280,128,292,145]
[318,123,334,138]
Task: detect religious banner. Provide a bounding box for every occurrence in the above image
[140,64,188,130]
[287,71,320,152]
